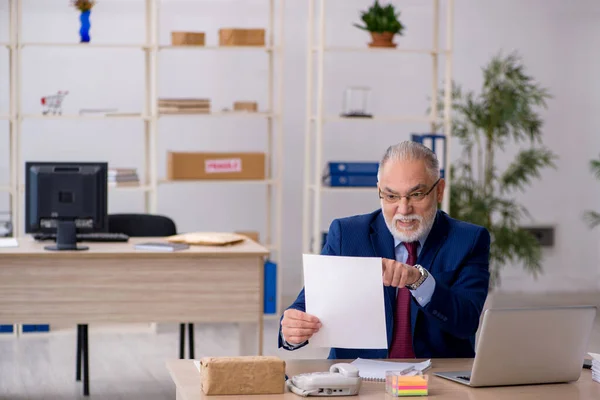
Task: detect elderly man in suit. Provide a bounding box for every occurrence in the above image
[279,141,491,359]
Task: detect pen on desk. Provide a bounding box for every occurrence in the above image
[399,366,415,376]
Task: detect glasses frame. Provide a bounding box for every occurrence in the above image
[378,178,441,204]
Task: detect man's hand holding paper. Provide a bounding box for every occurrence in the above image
[300,254,388,349]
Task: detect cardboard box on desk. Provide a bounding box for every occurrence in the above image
[167,152,265,180]
[199,356,286,395]
[235,231,260,243]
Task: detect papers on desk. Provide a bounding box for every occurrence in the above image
[134,242,190,252]
[351,358,432,381]
[302,254,387,349]
[0,238,18,248]
[590,353,600,383]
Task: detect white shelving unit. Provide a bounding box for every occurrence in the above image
[2,0,285,319]
[302,0,454,254]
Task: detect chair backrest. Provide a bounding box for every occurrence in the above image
[107,213,177,237]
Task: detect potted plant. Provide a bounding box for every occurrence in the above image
[353,1,405,48]
[583,155,600,228]
[71,0,97,43]
[434,51,558,288]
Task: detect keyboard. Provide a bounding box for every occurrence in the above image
[33,232,130,242]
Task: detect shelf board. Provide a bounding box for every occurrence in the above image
[158,111,274,118]
[159,179,275,185]
[158,45,275,52]
[20,43,149,49]
[0,42,10,49]
[313,115,432,123]
[310,184,377,193]
[314,47,448,55]
[22,114,149,120]
[108,184,152,192]
[263,313,280,321]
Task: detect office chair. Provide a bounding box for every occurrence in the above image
[76,214,195,391]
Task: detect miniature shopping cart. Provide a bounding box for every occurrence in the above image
[41,91,69,115]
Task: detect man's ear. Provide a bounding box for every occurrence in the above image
[437,178,446,202]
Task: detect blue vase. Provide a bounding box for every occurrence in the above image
[79,11,91,43]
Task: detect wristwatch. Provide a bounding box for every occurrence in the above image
[406,264,428,290]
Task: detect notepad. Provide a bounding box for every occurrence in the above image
[350,358,431,382]
[590,352,599,384]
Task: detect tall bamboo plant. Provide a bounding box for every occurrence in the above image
[436,52,558,287]
[584,156,600,228]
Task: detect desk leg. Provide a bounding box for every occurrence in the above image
[258,258,264,356]
[76,325,83,381]
[188,323,195,359]
[83,324,89,396]
[179,323,185,359]
[258,318,263,356]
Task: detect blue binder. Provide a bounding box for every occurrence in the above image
[22,325,50,333]
[411,133,446,179]
[328,162,379,176]
[264,260,277,314]
[0,325,14,333]
[330,174,378,187]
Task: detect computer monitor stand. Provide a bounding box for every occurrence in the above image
[44,220,89,251]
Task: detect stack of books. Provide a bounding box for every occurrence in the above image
[591,353,599,383]
[108,168,140,187]
[158,98,211,114]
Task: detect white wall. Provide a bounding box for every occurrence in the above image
[0,0,598,305]
[450,0,600,293]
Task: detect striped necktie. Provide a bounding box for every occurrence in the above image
[389,241,418,359]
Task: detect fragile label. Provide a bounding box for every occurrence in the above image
[205,158,242,173]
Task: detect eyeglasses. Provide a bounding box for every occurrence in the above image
[378,178,441,204]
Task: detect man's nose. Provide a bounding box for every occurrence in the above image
[396,197,412,215]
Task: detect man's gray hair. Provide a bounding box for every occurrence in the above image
[377,141,440,181]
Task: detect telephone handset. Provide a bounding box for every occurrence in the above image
[287,363,362,397]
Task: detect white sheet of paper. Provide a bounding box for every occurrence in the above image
[0,238,18,248]
[303,254,387,349]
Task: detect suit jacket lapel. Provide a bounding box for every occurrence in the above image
[370,212,396,349]
[411,210,449,336]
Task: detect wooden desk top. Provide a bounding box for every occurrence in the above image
[0,236,270,259]
[167,358,600,400]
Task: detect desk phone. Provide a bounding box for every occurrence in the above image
[287,363,361,397]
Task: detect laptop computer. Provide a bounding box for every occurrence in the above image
[435,305,597,387]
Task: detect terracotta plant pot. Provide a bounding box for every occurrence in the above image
[368,32,396,48]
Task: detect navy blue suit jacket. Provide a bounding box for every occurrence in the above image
[279,209,491,359]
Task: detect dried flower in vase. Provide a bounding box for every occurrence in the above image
[71,0,96,12]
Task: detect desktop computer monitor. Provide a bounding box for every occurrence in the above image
[25,162,108,251]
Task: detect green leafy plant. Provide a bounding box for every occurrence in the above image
[435,51,558,287]
[583,155,600,228]
[353,1,405,35]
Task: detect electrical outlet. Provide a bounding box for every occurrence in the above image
[521,226,555,247]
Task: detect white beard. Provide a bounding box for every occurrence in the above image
[382,203,437,243]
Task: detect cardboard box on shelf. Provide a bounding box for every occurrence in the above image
[219,28,265,46]
[171,31,205,46]
[167,152,266,180]
[233,101,258,112]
